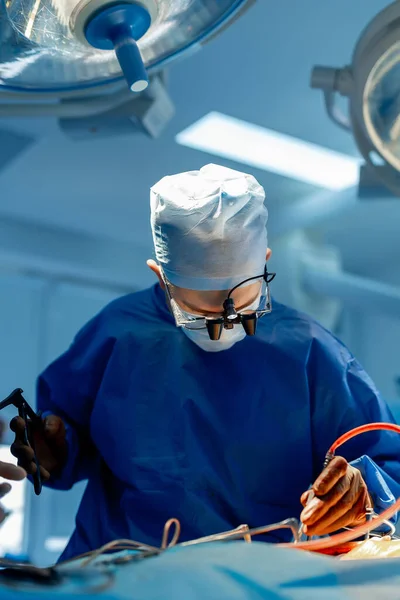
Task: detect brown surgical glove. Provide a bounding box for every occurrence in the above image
[300,456,372,536]
[10,415,67,481]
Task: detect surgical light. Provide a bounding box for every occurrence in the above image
[176,112,361,191]
[0,0,253,108]
[311,0,400,196]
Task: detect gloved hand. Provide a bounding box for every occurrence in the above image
[10,415,67,482]
[0,461,26,525]
[300,456,371,537]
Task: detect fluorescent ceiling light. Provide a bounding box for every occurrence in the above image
[176,112,361,190]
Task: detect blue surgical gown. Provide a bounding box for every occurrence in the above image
[36,284,400,561]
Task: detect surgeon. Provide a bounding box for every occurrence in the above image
[10,164,400,560]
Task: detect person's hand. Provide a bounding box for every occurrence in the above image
[0,461,26,525]
[300,456,371,536]
[10,415,67,482]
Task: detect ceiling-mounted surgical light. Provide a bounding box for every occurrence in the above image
[311,1,400,196]
[0,0,254,117]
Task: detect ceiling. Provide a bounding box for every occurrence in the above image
[0,0,399,288]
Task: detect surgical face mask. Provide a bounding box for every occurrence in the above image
[181,295,261,353]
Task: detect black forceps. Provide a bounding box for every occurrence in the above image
[0,388,42,495]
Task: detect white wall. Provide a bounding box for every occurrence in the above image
[337,266,400,423]
[0,274,47,559]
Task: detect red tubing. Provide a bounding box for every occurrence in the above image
[281,422,400,552]
[328,422,400,455]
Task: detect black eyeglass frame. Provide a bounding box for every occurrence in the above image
[162,266,276,340]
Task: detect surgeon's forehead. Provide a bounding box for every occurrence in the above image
[171,281,261,314]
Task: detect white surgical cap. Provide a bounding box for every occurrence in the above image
[150,163,268,291]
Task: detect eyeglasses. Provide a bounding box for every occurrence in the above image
[162,266,276,340]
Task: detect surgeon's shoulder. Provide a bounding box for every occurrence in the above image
[264,298,352,364]
[76,285,160,343]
